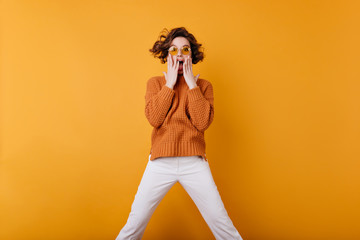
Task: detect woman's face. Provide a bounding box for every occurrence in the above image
[168,37,191,75]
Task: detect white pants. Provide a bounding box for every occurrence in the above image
[115,154,243,240]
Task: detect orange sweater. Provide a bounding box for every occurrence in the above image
[145,75,214,161]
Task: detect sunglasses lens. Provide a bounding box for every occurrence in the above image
[169,46,191,55]
[169,46,178,56]
[182,47,191,55]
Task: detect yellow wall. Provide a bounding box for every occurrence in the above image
[1,1,359,239]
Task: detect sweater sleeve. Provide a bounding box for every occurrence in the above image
[187,83,214,132]
[145,78,175,128]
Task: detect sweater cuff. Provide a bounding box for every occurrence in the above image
[159,85,175,100]
[187,86,203,102]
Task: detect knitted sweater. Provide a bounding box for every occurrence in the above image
[145,75,214,161]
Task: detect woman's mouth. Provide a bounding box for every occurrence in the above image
[178,60,184,70]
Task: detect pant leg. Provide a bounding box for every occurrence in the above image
[178,156,243,240]
[115,155,178,240]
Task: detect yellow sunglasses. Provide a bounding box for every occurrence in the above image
[168,45,191,56]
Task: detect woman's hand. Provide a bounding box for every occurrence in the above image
[183,56,200,89]
[163,54,179,89]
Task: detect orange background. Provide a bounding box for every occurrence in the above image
[1,1,359,239]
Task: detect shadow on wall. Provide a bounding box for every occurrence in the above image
[204,56,250,225]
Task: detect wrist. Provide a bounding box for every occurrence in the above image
[188,83,197,89]
[165,83,174,89]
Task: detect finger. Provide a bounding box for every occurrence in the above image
[176,58,179,70]
[183,58,187,73]
[172,56,176,69]
[195,74,200,82]
[186,58,189,72]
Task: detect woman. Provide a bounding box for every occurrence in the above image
[115,27,243,240]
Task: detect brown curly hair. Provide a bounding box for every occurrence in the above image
[149,27,205,64]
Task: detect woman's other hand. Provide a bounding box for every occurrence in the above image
[163,54,179,89]
[183,56,200,89]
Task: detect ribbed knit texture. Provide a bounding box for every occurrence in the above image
[145,75,214,161]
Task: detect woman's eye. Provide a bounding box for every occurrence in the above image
[169,47,177,55]
[182,47,190,54]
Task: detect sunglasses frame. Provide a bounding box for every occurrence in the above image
[168,45,192,56]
